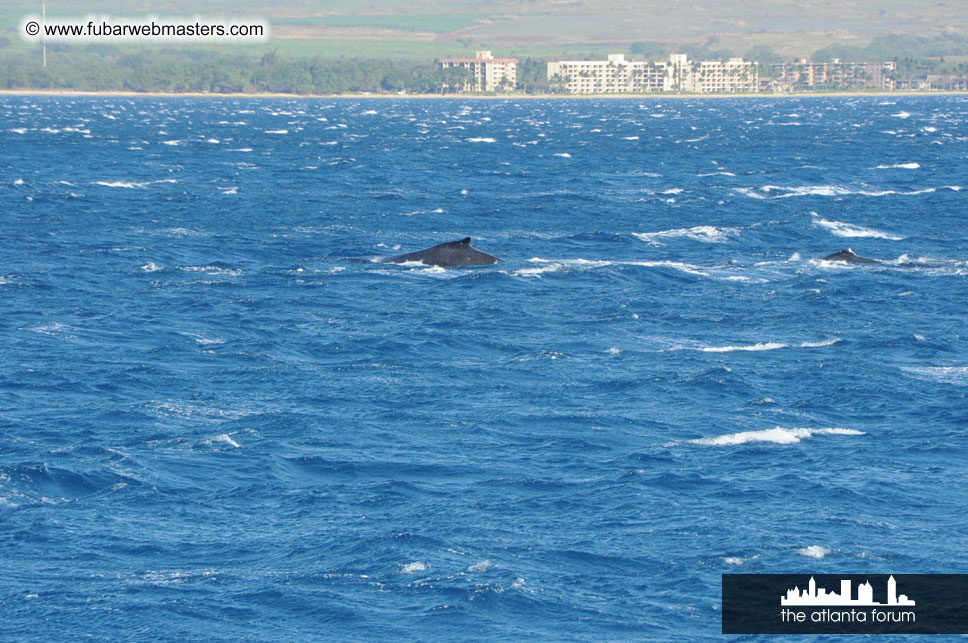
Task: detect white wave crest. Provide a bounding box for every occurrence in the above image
[26,321,80,341]
[899,366,968,385]
[888,255,968,276]
[141,261,163,272]
[633,225,736,245]
[512,258,760,282]
[467,560,493,573]
[202,433,240,448]
[798,339,841,348]
[94,179,177,189]
[512,258,612,277]
[735,184,936,199]
[513,265,561,277]
[466,137,496,143]
[181,265,243,276]
[873,162,920,170]
[194,336,225,346]
[401,561,429,574]
[799,545,831,559]
[690,427,863,446]
[400,208,445,217]
[700,342,788,353]
[814,218,904,240]
[166,227,201,237]
[626,261,716,276]
[673,338,839,353]
[723,555,759,565]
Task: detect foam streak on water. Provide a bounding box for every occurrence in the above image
[1,96,967,641]
[688,427,865,446]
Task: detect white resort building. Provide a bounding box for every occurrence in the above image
[438,51,518,92]
[547,54,759,94]
[769,59,898,92]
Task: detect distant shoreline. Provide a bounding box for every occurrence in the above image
[1,89,965,99]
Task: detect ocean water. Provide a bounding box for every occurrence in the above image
[1,95,967,641]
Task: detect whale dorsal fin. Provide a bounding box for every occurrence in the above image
[382,237,500,266]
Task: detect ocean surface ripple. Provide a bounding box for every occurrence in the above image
[2,95,967,641]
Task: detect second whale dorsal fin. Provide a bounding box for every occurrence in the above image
[458,237,471,245]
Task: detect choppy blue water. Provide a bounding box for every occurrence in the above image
[2,95,967,641]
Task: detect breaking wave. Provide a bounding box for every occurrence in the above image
[734,184,943,199]
[813,218,904,240]
[899,366,968,385]
[873,162,920,170]
[689,427,864,446]
[93,179,178,189]
[511,258,756,281]
[671,339,839,353]
[798,546,831,559]
[633,226,737,245]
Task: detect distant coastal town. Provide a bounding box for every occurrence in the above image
[439,50,968,94]
[2,40,967,96]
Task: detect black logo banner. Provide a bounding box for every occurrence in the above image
[723,574,968,634]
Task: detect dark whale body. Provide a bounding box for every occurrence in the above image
[381,237,500,267]
[821,248,881,264]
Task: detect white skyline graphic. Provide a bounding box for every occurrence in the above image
[781,576,915,607]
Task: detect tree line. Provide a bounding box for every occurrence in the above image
[0,45,553,94]
[0,40,964,95]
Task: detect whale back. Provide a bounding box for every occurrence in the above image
[822,248,880,264]
[382,237,500,267]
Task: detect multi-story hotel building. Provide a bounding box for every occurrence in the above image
[437,51,518,92]
[769,59,897,91]
[686,56,760,93]
[547,54,758,94]
[545,54,665,93]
